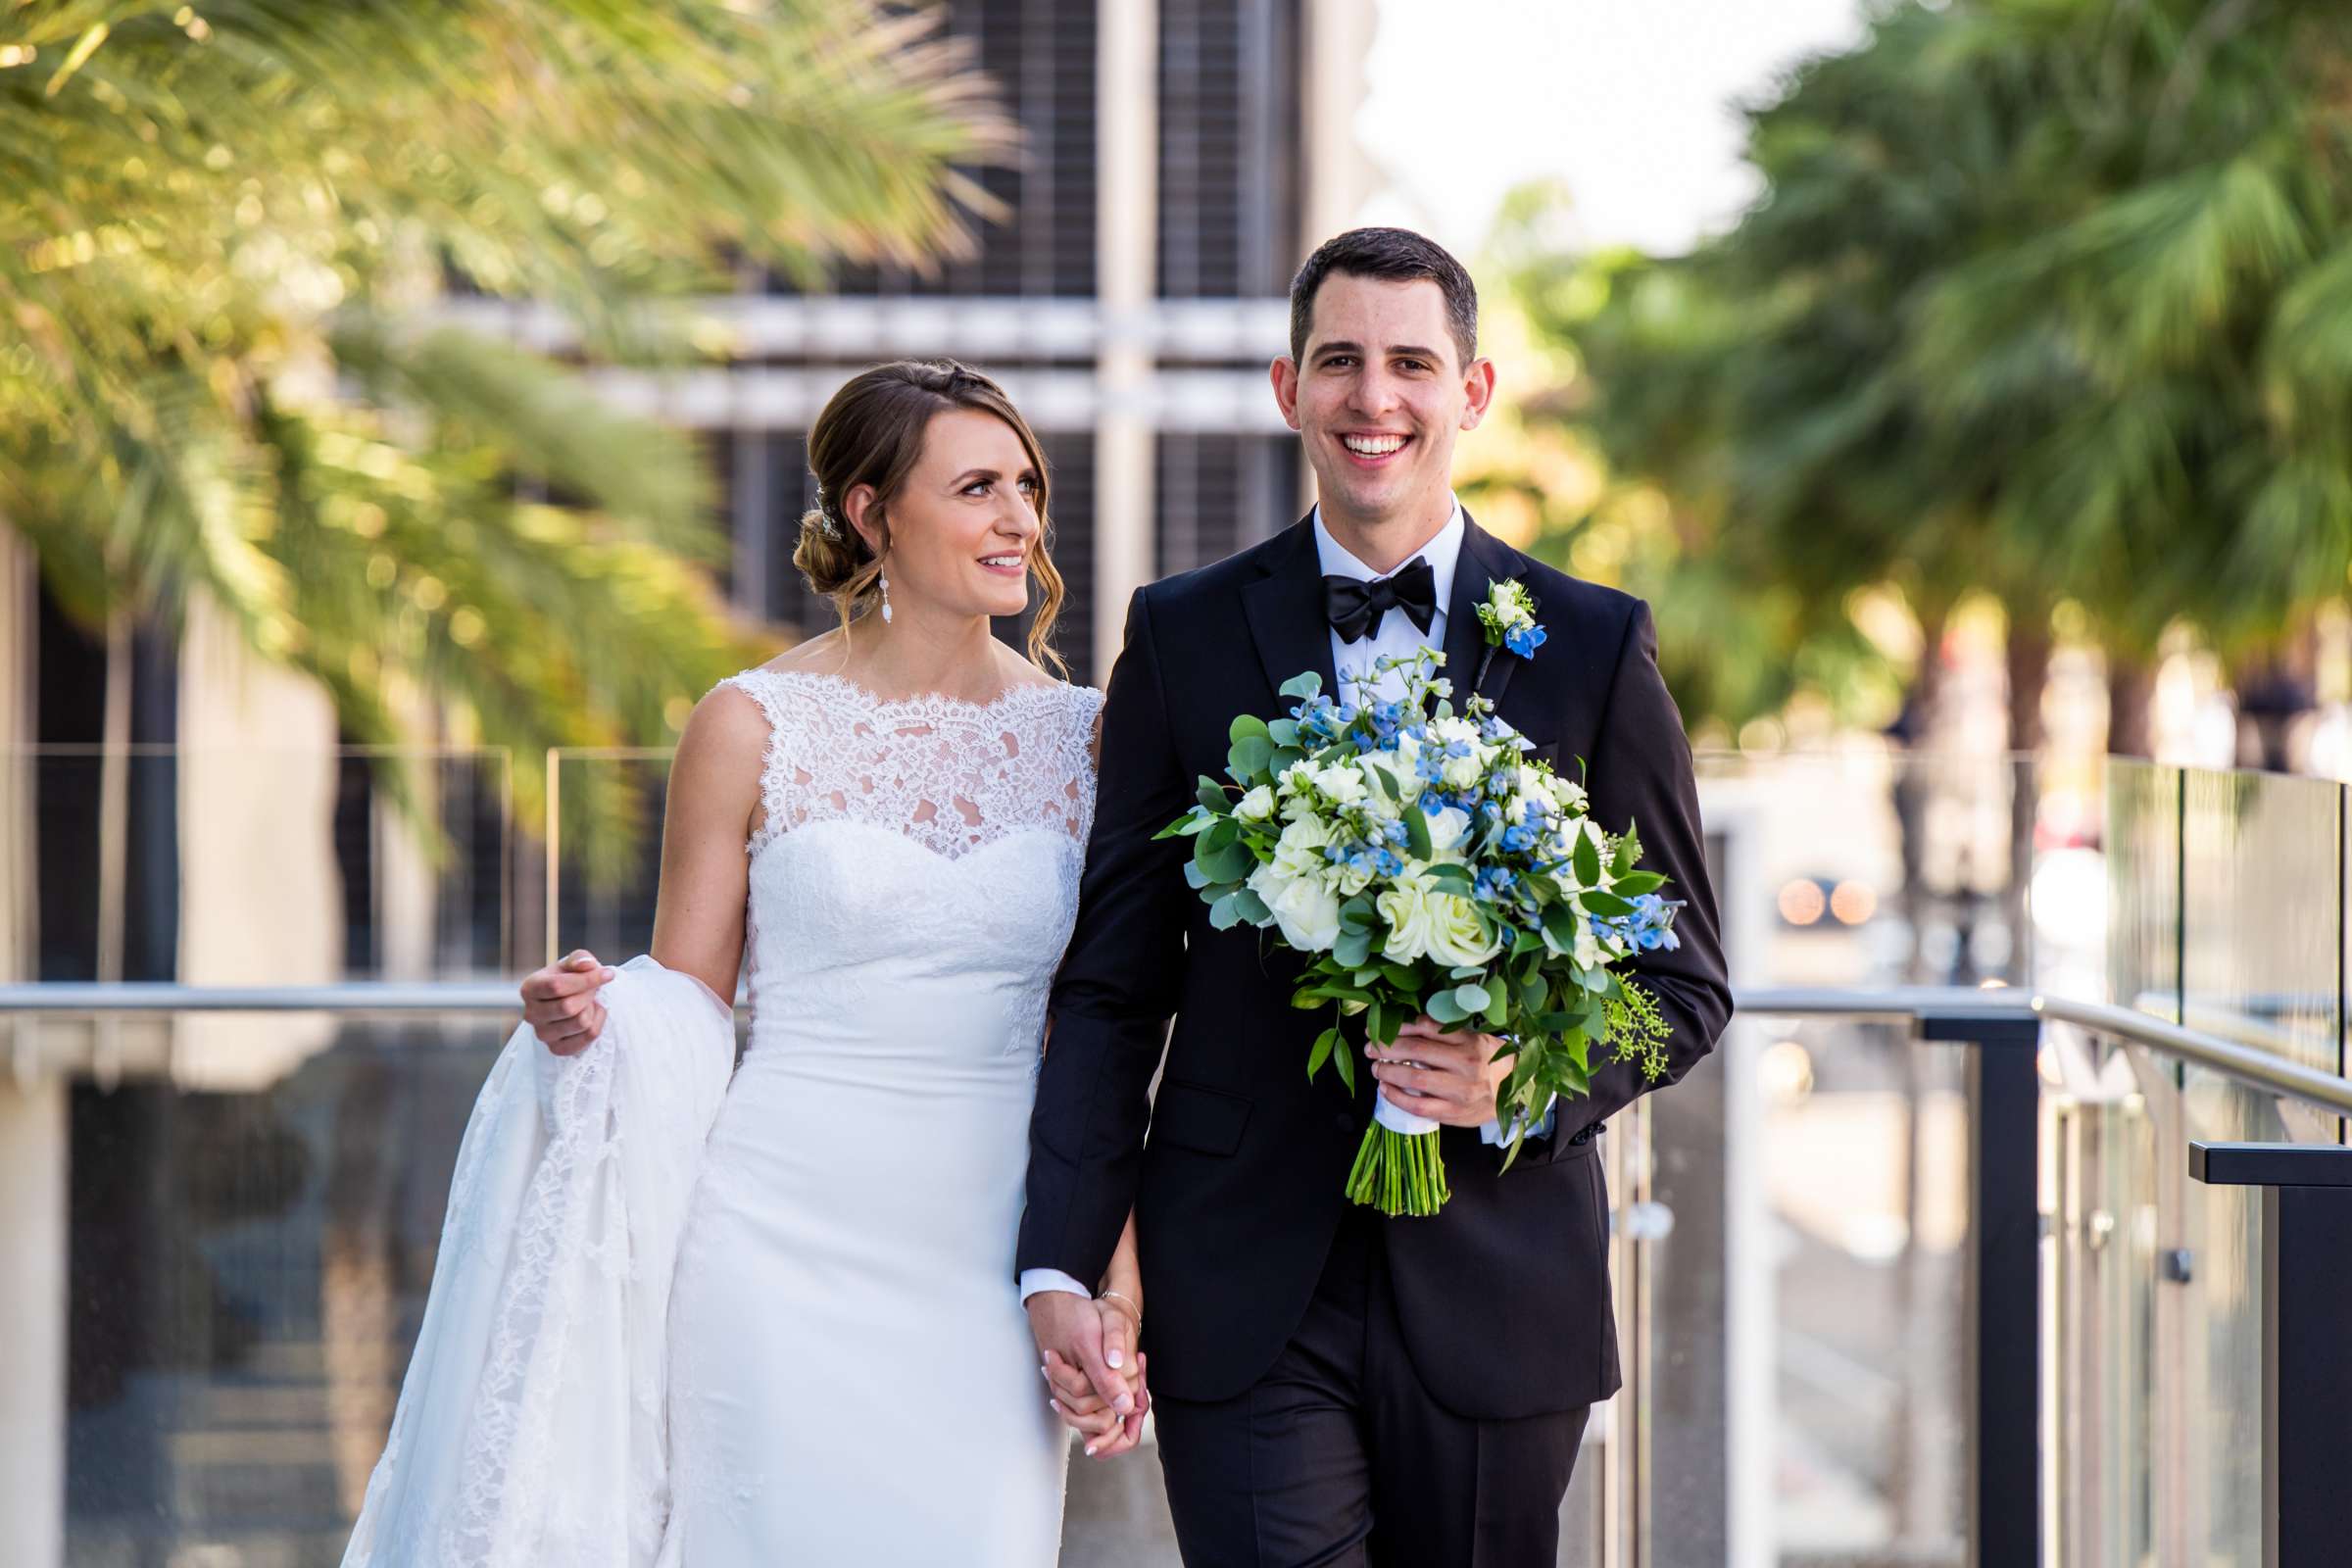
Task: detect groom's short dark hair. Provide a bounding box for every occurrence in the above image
[1288,227,1479,370]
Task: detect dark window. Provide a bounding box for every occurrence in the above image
[1155,434,1300,579]
[1158,0,1302,299]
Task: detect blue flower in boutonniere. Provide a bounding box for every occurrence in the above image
[1477,578,1547,660]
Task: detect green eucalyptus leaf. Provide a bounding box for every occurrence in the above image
[1403,806,1434,861]
[1197,838,1251,883]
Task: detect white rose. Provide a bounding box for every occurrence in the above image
[1441,751,1485,790]
[1314,763,1368,807]
[1547,774,1588,811]
[1431,716,1479,748]
[1425,806,1473,858]
[1266,815,1336,881]
[1333,858,1376,898]
[1249,862,1343,952]
[1235,785,1276,822]
[1427,892,1505,967]
[1376,876,1438,963]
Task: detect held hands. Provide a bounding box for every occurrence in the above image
[1028,1290,1149,1460]
[1366,1017,1512,1127]
[520,950,617,1055]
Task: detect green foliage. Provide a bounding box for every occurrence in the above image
[1,0,1008,866]
[1489,0,2352,730]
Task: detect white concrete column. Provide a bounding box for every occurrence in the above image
[1093,0,1158,682]
[1295,0,1379,519]
[174,591,342,1089]
[0,1076,68,1568]
[1300,0,1379,252]
[0,523,64,1568]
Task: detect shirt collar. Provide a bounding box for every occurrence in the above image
[1309,498,1465,614]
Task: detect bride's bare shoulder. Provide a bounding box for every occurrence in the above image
[989,642,1099,701]
[757,630,853,678]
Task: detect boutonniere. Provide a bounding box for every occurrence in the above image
[1476,578,1547,660]
[1472,577,1546,692]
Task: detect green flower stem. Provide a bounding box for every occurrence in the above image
[1345,1125,1451,1217]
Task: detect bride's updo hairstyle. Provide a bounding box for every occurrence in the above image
[793,359,1068,675]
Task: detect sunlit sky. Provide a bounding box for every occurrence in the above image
[1356,0,1868,258]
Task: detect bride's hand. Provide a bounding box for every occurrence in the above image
[1047,1291,1147,1459]
[521,950,616,1055]
[1045,1342,1149,1460]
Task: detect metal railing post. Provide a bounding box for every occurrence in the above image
[1917,1004,2044,1568]
[2188,1141,2352,1568]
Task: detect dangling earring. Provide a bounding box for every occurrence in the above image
[879,569,893,624]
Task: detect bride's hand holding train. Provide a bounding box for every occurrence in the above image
[520,949,614,1054]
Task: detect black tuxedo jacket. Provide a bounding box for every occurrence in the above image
[1018,512,1731,1419]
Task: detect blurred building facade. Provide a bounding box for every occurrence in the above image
[0,4,1379,1563]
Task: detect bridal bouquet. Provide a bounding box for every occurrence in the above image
[1156,643,1678,1216]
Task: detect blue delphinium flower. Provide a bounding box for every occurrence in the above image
[1505,622,1548,659]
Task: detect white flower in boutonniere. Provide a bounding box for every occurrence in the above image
[1477,578,1547,660]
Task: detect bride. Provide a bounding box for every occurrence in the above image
[341,360,1148,1567]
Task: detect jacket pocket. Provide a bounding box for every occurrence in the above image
[1511,1117,1601,1171]
[1148,1080,1253,1157]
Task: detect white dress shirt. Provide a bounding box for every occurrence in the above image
[1019,500,1547,1305]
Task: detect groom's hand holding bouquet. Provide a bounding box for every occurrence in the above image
[1156,635,1681,1215]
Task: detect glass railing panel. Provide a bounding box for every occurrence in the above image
[48,1014,514,1564]
[2179,768,2342,1077]
[3,746,519,988]
[1772,1016,1969,1565]
[2103,760,2181,1025]
[2178,1072,2289,1566]
[2042,1038,2162,1568]
[1692,748,2066,993]
[2170,770,2342,1561]
[546,749,671,968]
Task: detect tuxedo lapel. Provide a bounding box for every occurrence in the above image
[1446,513,1525,709]
[1241,515,1341,710]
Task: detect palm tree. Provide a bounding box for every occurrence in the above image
[1502,0,2352,768]
[1,0,1011,860]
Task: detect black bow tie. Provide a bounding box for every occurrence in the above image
[1323,557,1438,644]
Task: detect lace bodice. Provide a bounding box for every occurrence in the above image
[719,667,1102,861]
[712,666,1102,1061]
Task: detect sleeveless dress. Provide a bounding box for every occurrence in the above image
[656,666,1102,1565]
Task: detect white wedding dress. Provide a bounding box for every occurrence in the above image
[661,667,1100,1563]
[340,665,1101,1568]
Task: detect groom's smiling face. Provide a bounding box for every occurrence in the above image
[1274,273,1494,550]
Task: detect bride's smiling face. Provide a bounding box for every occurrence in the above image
[848,408,1043,624]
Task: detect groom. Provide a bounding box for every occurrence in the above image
[1022,227,1731,1565]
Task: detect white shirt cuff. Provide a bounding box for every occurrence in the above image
[1018,1268,1093,1303]
[1481,1096,1557,1147]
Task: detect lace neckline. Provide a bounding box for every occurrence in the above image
[722,665,1102,864]
[736,665,1083,721]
